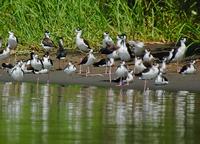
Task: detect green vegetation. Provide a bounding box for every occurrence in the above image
[0,0,199,51]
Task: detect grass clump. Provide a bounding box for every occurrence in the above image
[0,0,199,51]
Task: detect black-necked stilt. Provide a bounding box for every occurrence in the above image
[75,28,91,52]
[21,59,34,74]
[102,32,114,48]
[56,37,67,70]
[79,49,96,76]
[7,31,18,62]
[8,31,18,50]
[134,57,147,74]
[30,52,43,71]
[160,58,167,73]
[117,34,133,61]
[155,72,168,85]
[42,52,53,70]
[179,60,196,74]
[143,49,154,63]
[99,45,119,59]
[64,62,77,75]
[170,38,187,71]
[128,40,145,56]
[136,63,159,91]
[41,31,55,51]
[2,61,24,81]
[123,70,134,85]
[93,58,114,82]
[166,49,174,62]
[0,45,10,60]
[42,52,53,82]
[115,61,128,86]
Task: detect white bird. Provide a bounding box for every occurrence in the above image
[170,38,187,71]
[102,32,114,48]
[64,62,77,75]
[155,72,169,85]
[2,61,24,81]
[21,60,33,74]
[7,31,18,50]
[75,28,91,52]
[42,52,53,71]
[160,58,167,73]
[179,60,196,74]
[41,31,55,51]
[136,63,159,91]
[42,52,53,82]
[7,31,18,62]
[143,49,154,63]
[115,61,128,86]
[0,45,10,60]
[79,49,96,76]
[117,34,133,61]
[134,57,147,74]
[123,70,134,85]
[30,52,43,71]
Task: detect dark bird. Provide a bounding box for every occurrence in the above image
[41,31,55,51]
[56,37,67,70]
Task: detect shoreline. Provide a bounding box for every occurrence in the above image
[0,70,200,93]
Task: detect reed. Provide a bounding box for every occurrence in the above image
[0,0,199,51]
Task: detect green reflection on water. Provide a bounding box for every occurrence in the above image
[0,82,199,144]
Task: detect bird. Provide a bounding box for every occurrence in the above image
[0,45,11,60]
[143,49,154,63]
[42,52,53,70]
[179,60,196,74]
[41,31,55,51]
[75,28,91,52]
[155,72,169,85]
[128,40,145,57]
[64,62,77,75]
[7,31,18,50]
[42,52,53,82]
[102,32,114,48]
[166,49,175,62]
[93,58,114,82]
[135,63,159,91]
[29,52,44,83]
[123,70,134,85]
[79,49,96,76]
[114,61,128,86]
[134,57,147,74]
[56,37,67,70]
[30,52,43,71]
[7,31,18,62]
[159,58,167,73]
[20,59,34,74]
[2,61,24,81]
[170,38,187,71]
[117,34,133,61]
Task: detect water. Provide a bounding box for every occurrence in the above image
[0,82,200,144]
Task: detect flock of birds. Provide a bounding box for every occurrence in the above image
[0,29,198,91]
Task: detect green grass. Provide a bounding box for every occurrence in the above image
[0,0,199,52]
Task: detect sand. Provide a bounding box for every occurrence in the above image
[0,47,200,92]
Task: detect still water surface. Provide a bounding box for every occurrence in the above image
[0,82,200,144]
